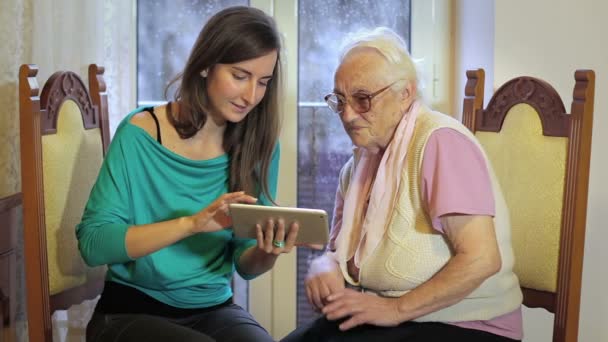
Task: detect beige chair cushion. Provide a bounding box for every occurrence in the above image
[42,100,104,295]
[476,103,567,292]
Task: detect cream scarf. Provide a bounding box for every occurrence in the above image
[335,100,422,279]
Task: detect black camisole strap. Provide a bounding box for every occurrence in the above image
[144,106,162,145]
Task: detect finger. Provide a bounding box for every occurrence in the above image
[255,224,264,249]
[339,314,365,331]
[223,191,245,200]
[326,288,353,302]
[325,304,352,321]
[306,283,322,312]
[319,281,331,299]
[326,291,344,302]
[321,294,345,314]
[329,296,367,320]
[264,219,274,253]
[325,293,364,319]
[237,195,258,204]
[323,296,358,321]
[305,284,314,308]
[274,218,286,249]
[283,222,299,253]
[231,193,257,203]
[309,282,324,310]
[226,193,256,204]
[318,281,332,304]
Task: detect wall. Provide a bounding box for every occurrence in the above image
[452,0,494,118]
[0,0,32,198]
[411,0,454,114]
[457,0,607,340]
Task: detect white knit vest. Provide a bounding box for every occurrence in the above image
[336,108,522,322]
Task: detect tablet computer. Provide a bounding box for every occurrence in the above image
[229,203,329,245]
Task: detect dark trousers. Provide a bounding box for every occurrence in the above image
[86,303,273,342]
[281,316,520,342]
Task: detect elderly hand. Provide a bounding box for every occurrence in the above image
[322,288,403,331]
[255,218,299,255]
[305,255,345,311]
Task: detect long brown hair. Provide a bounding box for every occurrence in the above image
[165,6,281,202]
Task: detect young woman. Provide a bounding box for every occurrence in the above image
[78,6,297,341]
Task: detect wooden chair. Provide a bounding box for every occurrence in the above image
[462,69,595,342]
[19,64,111,341]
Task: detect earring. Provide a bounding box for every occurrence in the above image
[200,69,208,78]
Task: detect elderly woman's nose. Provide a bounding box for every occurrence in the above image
[340,102,359,122]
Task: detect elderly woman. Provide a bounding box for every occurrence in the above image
[282,28,523,342]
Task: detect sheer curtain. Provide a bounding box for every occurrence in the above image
[31,0,136,136]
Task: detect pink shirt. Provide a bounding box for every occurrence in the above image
[329,128,522,340]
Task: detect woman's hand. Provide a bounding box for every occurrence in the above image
[322,289,404,330]
[235,218,300,276]
[190,191,257,234]
[255,218,299,255]
[305,254,345,311]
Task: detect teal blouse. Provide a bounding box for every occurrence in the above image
[76,108,279,308]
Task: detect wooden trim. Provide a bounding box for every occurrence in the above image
[478,76,569,137]
[0,193,21,333]
[553,70,595,342]
[39,71,100,135]
[0,193,22,213]
[522,287,555,312]
[0,193,22,255]
[19,63,53,342]
[461,69,485,132]
[89,64,111,154]
[0,287,8,327]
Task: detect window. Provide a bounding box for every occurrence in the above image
[137,0,248,106]
[296,0,411,326]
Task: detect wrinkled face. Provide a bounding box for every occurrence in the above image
[205,50,278,123]
[333,48,412,150]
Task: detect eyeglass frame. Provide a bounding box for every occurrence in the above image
[323,80,400,114]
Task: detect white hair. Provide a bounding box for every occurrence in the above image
[339,27,423,98]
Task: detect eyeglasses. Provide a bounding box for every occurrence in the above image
[324,81,399,114]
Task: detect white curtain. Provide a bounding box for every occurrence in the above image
[102,0,137,135]
[31,0,136,136]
